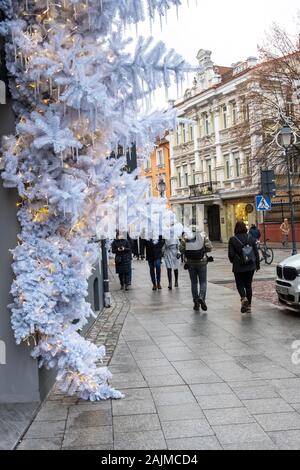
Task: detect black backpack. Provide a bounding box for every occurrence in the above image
[235,236,255,265]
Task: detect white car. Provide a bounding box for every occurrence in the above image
[276,254,300,307]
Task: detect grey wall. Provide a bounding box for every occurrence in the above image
[0,99,41,403]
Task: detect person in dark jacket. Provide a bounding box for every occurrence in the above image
[249,224,261,241]
[112,232,132,290]
[181,231,213,311]
[145,236,165,290]
[228,221,260,314]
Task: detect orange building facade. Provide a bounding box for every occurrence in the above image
[141,136,171,207]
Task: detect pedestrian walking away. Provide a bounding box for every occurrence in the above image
[228,221,260,314]
[249,224,261,242]
[112,231,132,291]
[163,238,180,290]
[280,218,290,248]
[145,236,165,291]
[182,230,213,312]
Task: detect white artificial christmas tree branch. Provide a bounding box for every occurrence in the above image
[0,0,191,400]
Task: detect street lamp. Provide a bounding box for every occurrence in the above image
[157,177,166,198]
[276,124,297,256]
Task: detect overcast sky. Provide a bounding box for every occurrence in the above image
[136,0,299,105]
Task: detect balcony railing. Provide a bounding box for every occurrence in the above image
[189,182,218,198]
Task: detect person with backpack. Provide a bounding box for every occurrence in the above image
[228,221,260,314]
[182,230,213,311]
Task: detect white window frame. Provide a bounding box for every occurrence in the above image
[222,105,228,129]
[224,156,231,180]
[156,149,164,167]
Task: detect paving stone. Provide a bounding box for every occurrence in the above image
[268,430,300,450]
[196,394,243,410]
[270,378,300,390]
[72,401,111,411]
[228,379,269,389]
[190,383,232,397]
[157,403,205,422]
[66,410,112,429]
[113,414,161,433]
[151,386,197,406]
[167,436,222,450]
[254,412,300,432]
[222,441,278,450]
[141,366,178,377]
[25,421,65,439]
[62,445,114,450]
[30,404,68,423]
[62,426,113,447]
[233,386,279,400]
[213,423,270,445]
[277,388,300,404]
[204,408,255,426]
[256,367,296,380]
[242,398,293,415]
[145,374,185,387]
[114,430,167,450]
[112,399,156,416]
[162,348,198,361]
[161,419,214,439]
[17,438,62,450]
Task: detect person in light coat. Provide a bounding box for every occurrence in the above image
[163,238,180,290]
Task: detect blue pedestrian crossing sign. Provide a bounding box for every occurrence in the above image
[256,195,272,211]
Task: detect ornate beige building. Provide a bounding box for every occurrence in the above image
[169,50,261,242]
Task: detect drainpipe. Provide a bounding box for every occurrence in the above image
[101,239,111,308]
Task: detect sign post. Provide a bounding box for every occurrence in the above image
[256,195,272,243]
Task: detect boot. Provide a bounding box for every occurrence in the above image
[193,301,200,311]
[241,297,249,313]
[157,284,162,290]
[174,270,179,288]
[167,269,172,290]
[199,296,208,312]
[152,284,157,291]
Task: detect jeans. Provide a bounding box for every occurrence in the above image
[188,264,207,302]
[234,271,255,305]
[148,259,161,285]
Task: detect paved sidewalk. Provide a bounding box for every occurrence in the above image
[17,251,300,450]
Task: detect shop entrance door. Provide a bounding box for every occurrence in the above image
[207,205,221,241]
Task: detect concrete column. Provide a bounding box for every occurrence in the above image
[229,151,235,189]
[168,132,177,196]
[213,105,224,187]
[196,204,205,232]
[187,162,192,187]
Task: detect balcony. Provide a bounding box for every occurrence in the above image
[189,182,218,199]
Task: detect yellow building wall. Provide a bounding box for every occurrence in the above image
[141,139,171,207]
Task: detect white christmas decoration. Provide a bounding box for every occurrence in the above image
[0,0,192,401]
